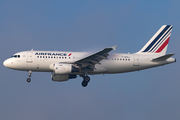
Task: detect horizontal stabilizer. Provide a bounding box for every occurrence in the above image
[151,53,175,62]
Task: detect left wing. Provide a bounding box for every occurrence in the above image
[74,45,117,69]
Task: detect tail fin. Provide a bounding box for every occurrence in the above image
[137,25,173,55]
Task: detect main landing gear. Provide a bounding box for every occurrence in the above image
[81,75,90,87]
[27,71,32,83]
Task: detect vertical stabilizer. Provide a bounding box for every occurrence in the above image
[137,25,173,55]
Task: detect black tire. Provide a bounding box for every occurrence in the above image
[27,78,31,83]
[84,76,90,82]
[81,80,88,87]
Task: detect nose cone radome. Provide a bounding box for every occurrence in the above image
[3,59,8,67]
[3,59,12,68]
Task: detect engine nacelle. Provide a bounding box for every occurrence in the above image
[50,63,79,75]
[51,74,77,82]
[54,64,71,74]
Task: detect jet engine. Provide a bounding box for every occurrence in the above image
[50,63,79,82]
[50,63,80,75]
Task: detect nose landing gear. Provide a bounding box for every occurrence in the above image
[27,71,32,83]
[27,78,31,83]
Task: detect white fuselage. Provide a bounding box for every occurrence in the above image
[2,25,176,87]
[3,51,176,75]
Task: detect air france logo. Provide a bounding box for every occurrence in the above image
[68,53,72,56]
[35,52,72,56]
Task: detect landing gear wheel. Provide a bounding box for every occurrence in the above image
[81,76,90,87]
[27,78,31,83]
[84,76,90,82]
[82,80,88,87]
[27,71,32,83]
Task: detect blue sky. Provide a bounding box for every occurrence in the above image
[1,0,180,120]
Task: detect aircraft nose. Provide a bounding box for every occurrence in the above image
[3,59,11,68]
[3,60,8,67]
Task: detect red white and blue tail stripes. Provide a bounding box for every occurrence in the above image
[139,25,173,54]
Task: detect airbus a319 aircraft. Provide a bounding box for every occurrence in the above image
[3,25,176,87]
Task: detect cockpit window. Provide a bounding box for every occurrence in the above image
[11,55,20,58]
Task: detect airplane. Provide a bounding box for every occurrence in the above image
[3,25,176,87]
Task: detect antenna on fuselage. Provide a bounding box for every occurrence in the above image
[31,48,33,51]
